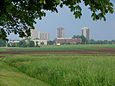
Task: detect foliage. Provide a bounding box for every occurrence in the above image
[0,28,8,40]
[29,41,35,47]
[17,40,36,47]
[36,41,40,47]
[17,40,27,47]
[72,35,88,44]
[47,40,54,45]
[0,0,114,40]
[40,42,44,45]
[88,39,115,44]
[8,39,38,47]
[0,39,6,47]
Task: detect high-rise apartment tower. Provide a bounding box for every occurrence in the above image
[56,28,65,38]
[40,32,50,40]
[82,27,90,40]
[30,29,40,40]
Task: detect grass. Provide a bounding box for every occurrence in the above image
[0,44,115,86]
[1,53,115,86]
[0,58,51,86]
[1,44,115,51]
[10,44,115,51]
[0,48,8,52]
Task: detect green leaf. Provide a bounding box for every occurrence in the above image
[60,3,63,8]
[40,0,43,3]
[57,0,60,4]
[44,0,46,4]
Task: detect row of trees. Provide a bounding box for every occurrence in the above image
[72,35,115,44]
[8,40,36,47]
[0,39,54,47]
[88,39,115,44]
[8,39,42,47]
[0,38,115,47]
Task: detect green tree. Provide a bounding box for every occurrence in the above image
[80,35,88,44]
[72,35,81,39]
[0,39,6,47]
[72,35,87,44]
[28,41,35,47]
[17,40,27,47]
[40,42,44,45]
[36,41,40,47]
[47,40,54,45]
[0,0,114,40]
[0,28,8,40]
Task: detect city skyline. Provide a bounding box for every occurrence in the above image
[28,27,90,41]
[8,25,114,41]
[34,1,115,41]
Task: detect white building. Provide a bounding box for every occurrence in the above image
[30,29,40,40]
[8,40,20,46]
[8,40,20,44]
[82,27,90,40]
[21,29,49,45]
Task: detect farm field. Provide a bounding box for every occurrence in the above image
[0,48,8,52]
[0,44,115,86]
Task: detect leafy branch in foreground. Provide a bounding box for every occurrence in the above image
[0,0,114,40]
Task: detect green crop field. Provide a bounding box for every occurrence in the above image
[11,44,115,51]
[0,44,115,86]
[0,48,8,52]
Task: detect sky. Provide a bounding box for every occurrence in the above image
[8,1,115,41]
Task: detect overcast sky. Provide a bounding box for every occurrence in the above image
[8,1,115,40]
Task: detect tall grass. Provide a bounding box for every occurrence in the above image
[2,54,115,86]
[0,61,51,86]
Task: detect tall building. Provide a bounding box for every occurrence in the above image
[82,27,90,40]
[30,29,40,40]
[56,28,65,38]
[40,32,50,40]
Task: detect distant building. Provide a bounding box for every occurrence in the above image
[30,29,40,40]
[40,32,50,40]
[33,40,48,45]
[8,40,20,44]
[8,40,20,46]
[82,27,90,40]
[56,28,65,38]
[54,38,82,45]
[21,29,50,45]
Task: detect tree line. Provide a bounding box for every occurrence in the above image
[0,39,40,47]
[0,39,115,47]
[72,35,115,44]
